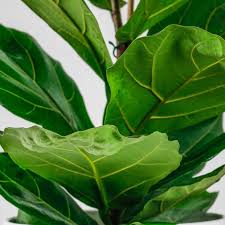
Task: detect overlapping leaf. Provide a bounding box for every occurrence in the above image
[121,131,225,222]
[170,116,223,157]
[137,192,222,224]
[21,0,112,79]
[116,0,188,42]
[0,24,93,135]
[149,0,225,37]
[134,165,225,224]
[105,25,225,135]
[0,153,97,225]
[0,125,181,210]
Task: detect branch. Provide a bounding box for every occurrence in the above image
[110,0,123,32]
[111,0,127,58]
[127,0,134,19]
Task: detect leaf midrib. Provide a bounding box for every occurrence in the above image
[0,170,78,225]
[134,33,225,133]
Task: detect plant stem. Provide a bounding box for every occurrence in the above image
[127,0,134,19]
[111,0,123,32]
[110,0,127,58]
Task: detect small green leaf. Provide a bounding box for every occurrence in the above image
[0,153,98,225]
[116,0,188,42]
[0,24,93,135]
[135,165,225,224]
[149,0,225,37]
[21,0,112,80]
[87,0,126,10]
[105,25,225,136]
[0,125,181,210]
[137,192,222,223]
[170,116,223,157]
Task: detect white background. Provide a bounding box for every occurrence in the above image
[0,1,225,224]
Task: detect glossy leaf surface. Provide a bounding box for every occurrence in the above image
[150,0,225,37]
[0,24,93,135]
[116,0,188,42]
[105,25,225,135]
[21,0,112,79]
[0,125,181,209]
[0,153,97,225]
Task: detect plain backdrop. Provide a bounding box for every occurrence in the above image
[0,1,225,224]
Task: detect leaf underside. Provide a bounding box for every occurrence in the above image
[0,125,181,210]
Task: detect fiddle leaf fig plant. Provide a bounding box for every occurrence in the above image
[0,1,225,225]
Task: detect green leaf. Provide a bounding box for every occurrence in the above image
[135,165,225,224]
[121,132,225,222]
[105,25,225,136]
[116,0,188,42]
[21,0,112,80]
[0,24,93,135]
[87,0,126,10]
[149,0,225,37]
[0,125,181,210]
[0,153,98,225]
[137,192,222,224]
[170,116,223,157]
[17,211,46,225]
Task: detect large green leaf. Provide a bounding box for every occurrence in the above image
[0,24,93,135]
[137,192,222,224]
[0,125,181,210]
[105,25,225,136]
[0,153,98,225]
[135,165,225,224]
[116,0,188,42]
[149,0,225,37]
[21,0,112,80]
[87,0,125,10]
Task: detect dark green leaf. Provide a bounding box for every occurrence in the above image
[116,0,188,42]
[0,153,98,225]
[0,24,93,135]
[0,125,181,210]
[136,192,222,224]
[149,0,225,37]
[169,116,223,157]
[105,25,225,136]
[135,165,225,224]
[87,0,126,10]
[21,0,112,79]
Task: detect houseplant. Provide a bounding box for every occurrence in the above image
[1,0,225,224]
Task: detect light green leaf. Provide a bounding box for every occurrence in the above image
[0,153,97,225]
[116,0,188,42]
[135,165,225,224]
[87,0,126,10]
[0,24,93,135]
[21,0,112,80]
[149,0,225,37]
[0,125,181,210]
[105,25,225,135]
